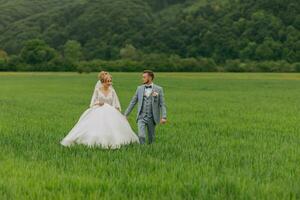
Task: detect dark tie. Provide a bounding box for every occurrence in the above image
[145,85,152,89]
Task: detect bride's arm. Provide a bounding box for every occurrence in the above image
[112,89,121,111]
[124,87,138,117]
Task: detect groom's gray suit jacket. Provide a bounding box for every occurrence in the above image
[124,84,167,125]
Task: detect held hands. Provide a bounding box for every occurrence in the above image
[124,115,128,120]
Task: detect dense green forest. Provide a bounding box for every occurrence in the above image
[0,0,299,72]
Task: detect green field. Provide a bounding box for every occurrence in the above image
[0,72,300,199]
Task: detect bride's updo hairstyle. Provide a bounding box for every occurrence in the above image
[98,71,112,83]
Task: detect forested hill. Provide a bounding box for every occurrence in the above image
[0,0,299,72]
[0,0,84,29]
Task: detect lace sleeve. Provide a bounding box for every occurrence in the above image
[112,88,121,111]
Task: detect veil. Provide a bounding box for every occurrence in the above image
[95,80,103,90]
[89,80,120,110]
[93,80,114,90]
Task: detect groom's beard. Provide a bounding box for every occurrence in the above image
[144,80,152,85]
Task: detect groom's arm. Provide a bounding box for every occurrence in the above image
[124,87,139,116]
[159,87,167,120]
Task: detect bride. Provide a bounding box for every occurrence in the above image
[60,71,139,149]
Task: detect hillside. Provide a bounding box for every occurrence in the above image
[0,0,299,71]
[0,0,85,29]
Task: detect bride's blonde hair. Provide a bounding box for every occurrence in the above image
[98,71,112,83]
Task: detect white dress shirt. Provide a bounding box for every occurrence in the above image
[144,83,153,97]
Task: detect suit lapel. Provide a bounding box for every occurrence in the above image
[139,85,145,104]
[151,84,157,105]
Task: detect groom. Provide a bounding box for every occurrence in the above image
[124,70,167,144]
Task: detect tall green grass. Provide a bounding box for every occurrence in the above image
[0,72,300,199]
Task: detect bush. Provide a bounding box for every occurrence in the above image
[224,60,244,72]
[3,49,298,73]
[198,57,217,72]
[255,61,294,72]
[77,65,92,73]
[7,55,23,71]
[142,53,172,71]
[293,63,300,72]
[0,58,8,71]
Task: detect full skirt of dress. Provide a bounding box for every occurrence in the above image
[61,103,139,149]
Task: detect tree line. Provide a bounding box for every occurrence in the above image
[0,0,299,72]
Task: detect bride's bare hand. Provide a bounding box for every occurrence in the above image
[95,102,104,106]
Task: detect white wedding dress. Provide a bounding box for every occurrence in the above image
[60,81,139,149]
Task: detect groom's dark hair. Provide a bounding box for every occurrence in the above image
[143,70,154,80]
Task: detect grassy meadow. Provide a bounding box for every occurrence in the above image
[0,72,300,199]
